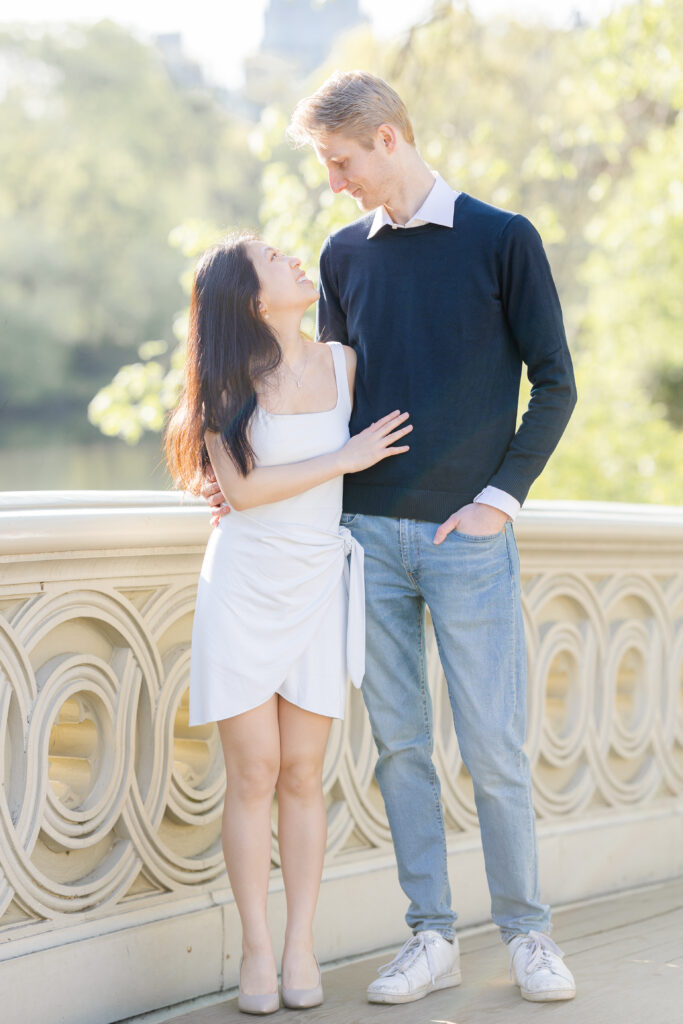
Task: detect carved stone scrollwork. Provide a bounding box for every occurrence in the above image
[0,496,682,950]
[0,582,227,926]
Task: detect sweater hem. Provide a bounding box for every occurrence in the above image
[342,483,475,524]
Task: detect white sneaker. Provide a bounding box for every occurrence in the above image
[508,930,576,1002]
[367,930,462,1004]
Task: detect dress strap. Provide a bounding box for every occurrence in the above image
[328,341,352,418]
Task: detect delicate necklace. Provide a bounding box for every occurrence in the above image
[281,345,310,389]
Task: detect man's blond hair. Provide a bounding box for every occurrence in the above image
[287,70,415,150]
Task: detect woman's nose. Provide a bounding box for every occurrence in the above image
[289,255,301,269]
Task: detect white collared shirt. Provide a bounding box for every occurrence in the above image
[367,171,460,237]
[366,172,521,521]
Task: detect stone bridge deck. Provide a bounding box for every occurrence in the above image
[134,878,683,1024]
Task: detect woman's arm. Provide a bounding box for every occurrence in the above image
[206,433,344,512]
[206,408,410,512]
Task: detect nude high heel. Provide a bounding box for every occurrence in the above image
[237,957,280,1015]
[281,956,324,1010]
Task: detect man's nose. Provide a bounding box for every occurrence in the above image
[328,169,347,194]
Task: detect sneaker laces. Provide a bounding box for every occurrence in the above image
[377,933,437,984]
[510,930,565,979]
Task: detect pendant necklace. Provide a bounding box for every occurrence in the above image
[283,346,310,389]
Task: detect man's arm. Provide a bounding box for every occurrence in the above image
[316,236,348,344]
[434,214,576,545]
[487,214,577,502]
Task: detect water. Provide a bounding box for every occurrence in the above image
[0,434,172,492]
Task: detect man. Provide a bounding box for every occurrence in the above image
[205,70,577,1005]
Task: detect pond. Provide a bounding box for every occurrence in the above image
[0,433,172,492]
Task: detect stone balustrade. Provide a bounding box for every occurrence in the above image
[1,493,682,1024]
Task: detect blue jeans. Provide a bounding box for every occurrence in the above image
[340,512,550,943]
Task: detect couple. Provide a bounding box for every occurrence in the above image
[166,71,578,1014]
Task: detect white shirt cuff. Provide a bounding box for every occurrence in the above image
[473,486,521,521]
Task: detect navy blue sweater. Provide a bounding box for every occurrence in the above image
[316,192,577,523]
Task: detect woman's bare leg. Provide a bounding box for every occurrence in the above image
[276,697,332,989]
[217,697,280,995]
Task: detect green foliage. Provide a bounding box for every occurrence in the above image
[0,21,260,417]
[532,0,683,501]
[91,1,682,502]
[88,220,222,442]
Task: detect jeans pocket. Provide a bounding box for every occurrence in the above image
[452,526,506,542]
[340,512,360,526]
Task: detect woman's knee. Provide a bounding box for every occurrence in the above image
[276,754,323,800]
[226,753,280,802]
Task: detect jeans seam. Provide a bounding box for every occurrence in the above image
[418,603,450,916]
[506,527,543,927]
[505,525,519,722]
[399,519,421,592]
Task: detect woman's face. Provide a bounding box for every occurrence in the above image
[247,241,319,319]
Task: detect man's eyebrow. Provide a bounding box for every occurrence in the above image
[317,151,343,164]
[262,245,275,256]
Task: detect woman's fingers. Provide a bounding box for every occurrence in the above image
[372,410,409,432]
[382,424,413,445]
[372,409,402,428]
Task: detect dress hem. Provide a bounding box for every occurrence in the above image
[189,687,346,727]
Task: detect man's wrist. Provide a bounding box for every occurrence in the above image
[473,486,520,521]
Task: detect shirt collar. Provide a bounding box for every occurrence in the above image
[367,172,460,239]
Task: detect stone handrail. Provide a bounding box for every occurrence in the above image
[1,494,682,1024]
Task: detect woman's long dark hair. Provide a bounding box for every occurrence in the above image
[165,233,282,492]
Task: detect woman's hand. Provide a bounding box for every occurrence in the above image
[201,466,231,527]
[340,410,412,474]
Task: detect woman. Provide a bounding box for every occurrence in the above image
[165,233,411,1015]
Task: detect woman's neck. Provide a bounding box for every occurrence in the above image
[269,314,309,367]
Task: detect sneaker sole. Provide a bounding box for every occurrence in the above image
[367,970,462,1004]
[521,987,576,1002]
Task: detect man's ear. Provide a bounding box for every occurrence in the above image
[377,124,398,153]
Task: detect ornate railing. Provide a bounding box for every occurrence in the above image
[1,493,682,1023]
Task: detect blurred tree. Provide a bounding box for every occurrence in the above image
[0,20,260,427]
[89,0,682,502]
[530,0,683,501]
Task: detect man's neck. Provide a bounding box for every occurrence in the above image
[382,158,436,226]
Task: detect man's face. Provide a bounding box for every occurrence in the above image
[313,130,393,212]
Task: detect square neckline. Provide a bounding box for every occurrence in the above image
[256,341,343,418]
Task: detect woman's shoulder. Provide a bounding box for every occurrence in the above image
[326,340,356,370]
[326,341,356,405]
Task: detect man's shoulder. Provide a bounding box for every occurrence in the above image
[457,193,523,235]
[324,213,375,251]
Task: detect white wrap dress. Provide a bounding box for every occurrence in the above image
[189,341,365,726]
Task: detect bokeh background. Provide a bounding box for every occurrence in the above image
[0,0,680,501]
